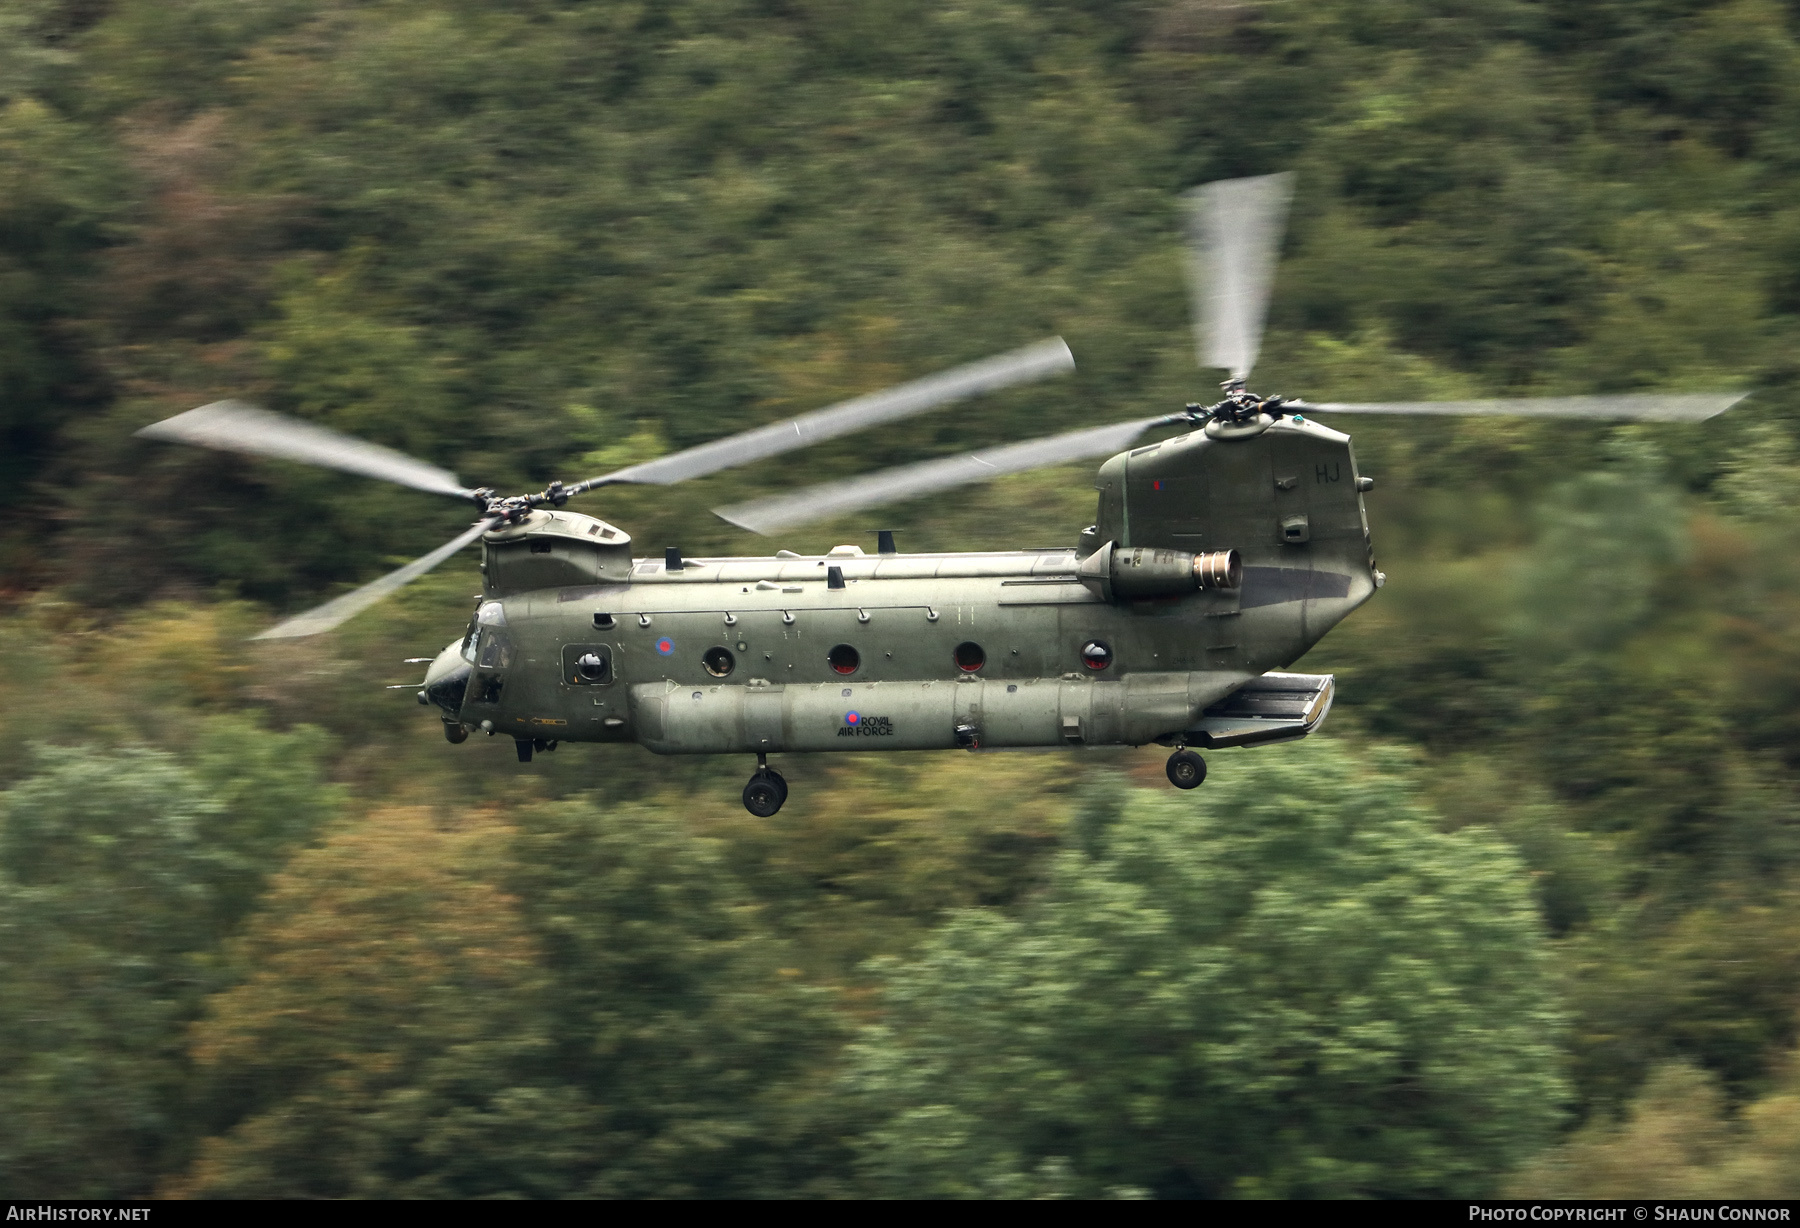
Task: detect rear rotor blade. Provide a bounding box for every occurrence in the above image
[570,337,1075,494]
[138,401,477,499]
[252,517,497,640]
[714,417,1162,535]
[1185,172,1294,382]
[1294,393,1749,422]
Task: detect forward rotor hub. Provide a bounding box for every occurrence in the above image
[473,480,574,525]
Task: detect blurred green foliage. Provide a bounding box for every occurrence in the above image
[5,0,1800,1198]
[844,743,1566,1198]
[0,719,338,1197]
[1511,1059,1800,1198]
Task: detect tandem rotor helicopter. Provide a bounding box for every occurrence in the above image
[138,175,1748,816]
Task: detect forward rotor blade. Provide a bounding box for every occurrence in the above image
[571,337,1076,494]
[1185,172,1294,382]
[252,517,497,640]
[138,400,477,499]
[1295,392,1750,422]
[714,417,1162,534]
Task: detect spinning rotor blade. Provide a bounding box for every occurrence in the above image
[714,417,1164,534]
[253,517,498,640]
[569,337,1075,494]
[1295,392,1750,422]
[137,401,477,500]
[1185,172,1294,382]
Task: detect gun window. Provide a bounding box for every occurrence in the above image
[561,643,612,686]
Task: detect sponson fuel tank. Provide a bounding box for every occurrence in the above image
[628,671,1220,754]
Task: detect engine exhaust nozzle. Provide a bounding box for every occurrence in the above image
[1194,548,1242,591]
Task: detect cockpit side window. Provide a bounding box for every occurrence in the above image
[475,630,514,670]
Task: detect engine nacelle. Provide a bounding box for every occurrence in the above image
[1077,541,1241,602]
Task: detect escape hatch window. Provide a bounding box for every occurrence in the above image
[953,642,985,672]
[828,644,860,675]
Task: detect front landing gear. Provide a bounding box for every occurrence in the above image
[743,754,789,817]
[1166,748,1207,790]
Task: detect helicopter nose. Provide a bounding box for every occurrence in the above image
[421,639,473,720]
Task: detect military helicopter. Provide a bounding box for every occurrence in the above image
[137,174,1748,816]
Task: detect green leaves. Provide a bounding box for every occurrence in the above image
[175,806,575,1198]
[846,741,1568,1198]
[1511,1060,1800,1198]
[1514,438,1687,661]
[0,718,338,1197]
[0,95,117,489]
[506,796,847,1197]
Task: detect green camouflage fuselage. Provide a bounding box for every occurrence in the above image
[422,413,1379,754]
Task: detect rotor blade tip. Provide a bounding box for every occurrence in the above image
[250,627,311,641]
[712,507,773,534]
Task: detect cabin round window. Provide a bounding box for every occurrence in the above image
[703,647,736,678]
[953,641,986,672]
[828,644,860,675]
[1080,640,1113,671]
[576,652,608,682]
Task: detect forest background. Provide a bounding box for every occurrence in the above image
[4,0,1800,1198]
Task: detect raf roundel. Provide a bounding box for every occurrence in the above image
[655,636,676,656]
[845,711,860,726]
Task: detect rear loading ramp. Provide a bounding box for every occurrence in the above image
[1166,671,1335,749]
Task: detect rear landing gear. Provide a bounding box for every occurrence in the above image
[743,754,789,817]
[1166,748,1207,790]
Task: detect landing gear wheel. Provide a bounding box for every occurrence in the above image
[1166,748,1207,790]
[743,772,786,817]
